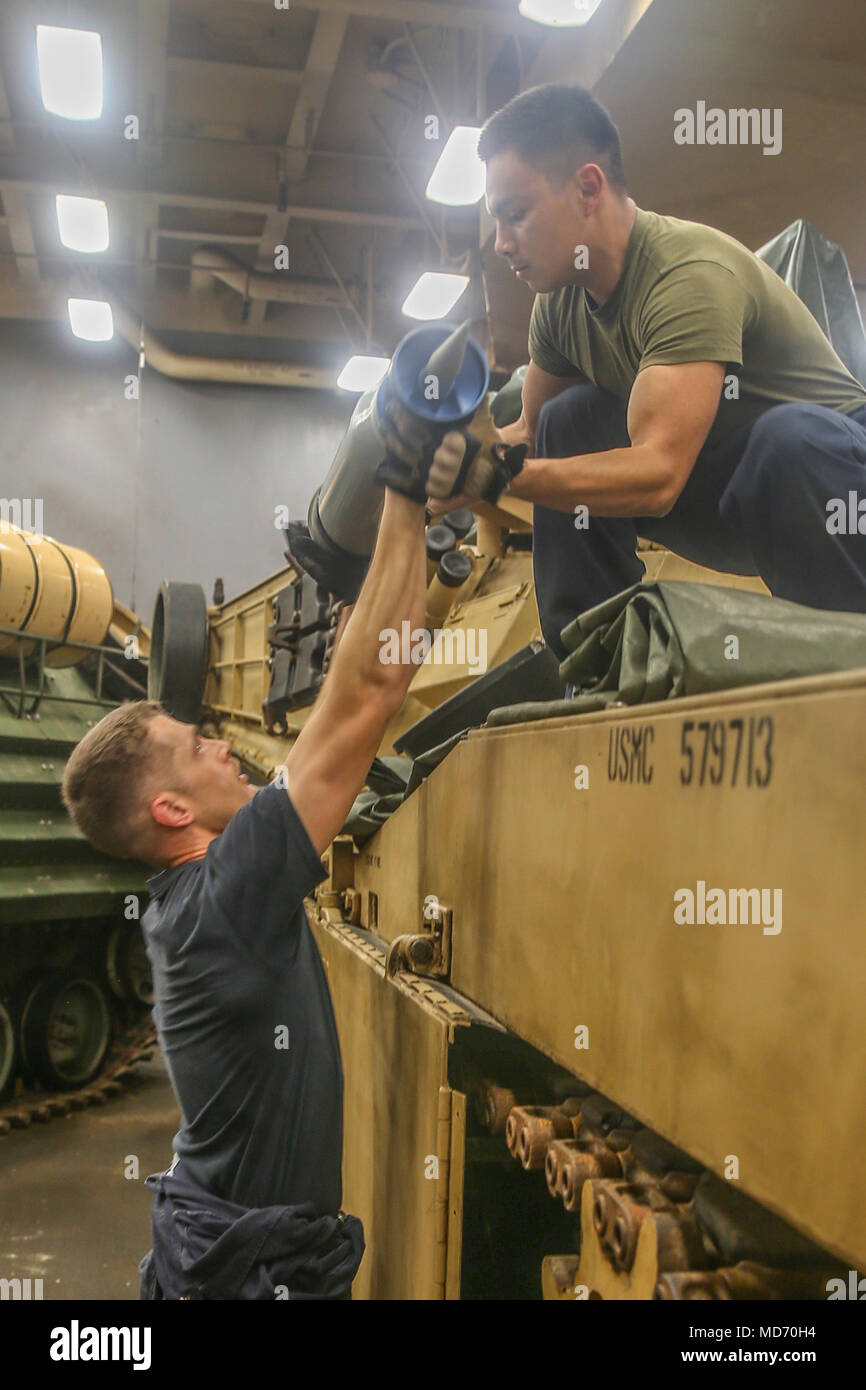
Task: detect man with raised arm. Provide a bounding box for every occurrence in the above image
[61,415,464,1300]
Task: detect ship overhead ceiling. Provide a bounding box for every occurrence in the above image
[0,0,863,381]
[0,0,546,373]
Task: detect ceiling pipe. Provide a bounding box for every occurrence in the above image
[189,245,351,310]
[111,296,338,390]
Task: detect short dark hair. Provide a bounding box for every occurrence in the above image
[477,83,627,192]
[61,699,174,860]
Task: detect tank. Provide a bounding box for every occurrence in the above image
[133,222,866,1298]
[0,527,156,1131]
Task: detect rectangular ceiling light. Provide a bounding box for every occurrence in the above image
[336,355,390,392]
[402,272,470,321]
[37,26,103,120]
[68,298,114,341]
[519,0,604,24]
[425,127,485,207]
[56,195,109,252]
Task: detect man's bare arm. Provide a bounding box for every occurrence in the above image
[506,361,725,517]
[499,359,585,454]
[281,490,426,854]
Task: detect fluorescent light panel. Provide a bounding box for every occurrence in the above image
[336,355,390,392]
[425,126,485,207]
[37,26,103,120]
[67,299,113,341]
[518,0,604,24]
[402,272,470,321]
[56,195,109,252]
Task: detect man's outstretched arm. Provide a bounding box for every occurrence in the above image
[507,361,726,517]
[281,488,427,854]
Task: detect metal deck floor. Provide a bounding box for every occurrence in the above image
[0,1054,178,1300]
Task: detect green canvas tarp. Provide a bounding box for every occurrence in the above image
[344,582,866,835]
[487,581,866,726]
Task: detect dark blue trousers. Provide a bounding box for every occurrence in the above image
[532,386,866,660]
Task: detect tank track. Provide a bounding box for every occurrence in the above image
[466,1075,854,1299]
[0,1016,158,1137]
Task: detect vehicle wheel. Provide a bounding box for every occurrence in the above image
[107,925,154,1007]
[148,580,208,724]
[20,974,112,1088]
[0,1000,16,1097]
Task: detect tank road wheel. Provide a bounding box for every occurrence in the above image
[148,581,208,724]
[107,925,154,1007]
[0,1000,16,1097]
[20,974,112,1089]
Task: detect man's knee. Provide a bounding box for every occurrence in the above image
[722,403,840,514]
[536,384,626,457]
[742,402,857,475]
[537,384,591,451]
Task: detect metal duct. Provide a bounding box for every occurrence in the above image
[189,245,349,309]
[111,297,337,390]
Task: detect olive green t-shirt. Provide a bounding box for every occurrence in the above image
[528,207,866,450]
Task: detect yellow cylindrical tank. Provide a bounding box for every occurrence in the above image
[0,524,114,667]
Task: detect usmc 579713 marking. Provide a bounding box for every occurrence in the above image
[679,715,774,788]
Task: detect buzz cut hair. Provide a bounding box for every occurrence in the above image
[477,83,627,193]
[61,699,175,862]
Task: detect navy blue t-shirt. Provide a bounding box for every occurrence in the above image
[141,781,342,1215]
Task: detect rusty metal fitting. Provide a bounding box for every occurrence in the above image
[474,1081,525,1136]
[659,1170,701,1204]
[547,1138,624,1211]
[656,1261,843,1301]
[654,1270,723,1300]
[506,1101,583,1170]
[604,1127,637,1153]
[341,887,362,924]
[541,1255,582,1301]
[591,1180,657,1273]
[385,933,435,977]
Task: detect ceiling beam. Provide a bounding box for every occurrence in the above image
[236,0,535,36]
[135,0,170,170]
[245,12,349,329]
[0,185,40,288]
[245,211,293,330]
[154,229,264,247]
[283,13,349,182]
[0,269,356,342]
[0,62,13,160]
[134,0,169,296]
[0,179,426,232]
[0,62,40,288]
[166,56,305,85]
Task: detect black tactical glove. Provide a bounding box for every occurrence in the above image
[426,431,528,505]
[374,399,438,503]
[426,396,528,505]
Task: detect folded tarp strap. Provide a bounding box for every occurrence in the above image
[342,737,466,842]
[487,580,866,727]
